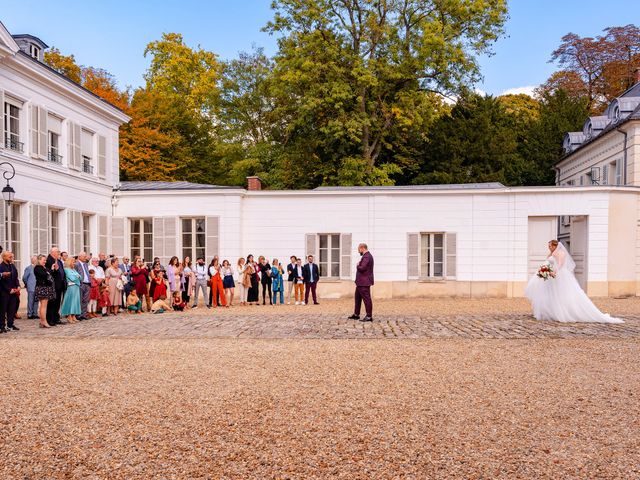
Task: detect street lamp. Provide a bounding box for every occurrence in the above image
[0,162,16,204]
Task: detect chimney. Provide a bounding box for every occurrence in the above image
[246,176,263,191]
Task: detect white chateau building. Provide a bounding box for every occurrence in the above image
[2,22,640,300]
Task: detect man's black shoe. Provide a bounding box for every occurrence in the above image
[359,316,373,322]
[0,327,6,333]
[348,314,360,320]
[9,325,19,331]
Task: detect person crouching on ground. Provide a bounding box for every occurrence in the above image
[172,291,186,311]
[126,290,143,314]
[151,295,172,314]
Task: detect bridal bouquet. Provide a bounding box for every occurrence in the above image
[536,261,554,281]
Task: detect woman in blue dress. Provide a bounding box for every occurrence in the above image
[60,257,81,323]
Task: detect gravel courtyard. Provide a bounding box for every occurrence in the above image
[1,298,639,479]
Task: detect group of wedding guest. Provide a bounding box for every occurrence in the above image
[0,250,323,332]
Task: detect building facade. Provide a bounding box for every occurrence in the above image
[2,23,640,300]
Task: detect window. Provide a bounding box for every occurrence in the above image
[29,44,40,59]
[81,129,94,174]
[420,233,444,279]
[318,234,340,278]
[181,218,205,261]
[3,101,22,152]
[602,164,608,185]
[131,218,153,261]
[49,209,59,249]
[579,175,584,186]
[614,159,622,185]
[82,214,91,254]
[48,131,61,163]
[5,203,21,273]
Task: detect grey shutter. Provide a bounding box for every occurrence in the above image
[0,200,5,248]
[407,233,419,280]
[74,211,83,255]
[153,217,165,263]
[111,217,125,257]
[163,217,177,263]
[38,204,48,255]
[30,104,39,159]
[67,210,75,253]
[205,216,219,260]
[30,203,39,254]
[97,135,106,178]
[73,123,82,170]
[445,233,457,279]
[0,89,4,148]
[305,233,317,259]
[38,106,48,159]
[98,215,108,254]
[340,233,352,279]
[68,122,78,170]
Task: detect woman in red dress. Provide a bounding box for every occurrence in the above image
[131,258,150,311]
[152,270,168,302]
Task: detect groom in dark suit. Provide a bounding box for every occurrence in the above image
[349,243,374,322]
[45,247,67,325]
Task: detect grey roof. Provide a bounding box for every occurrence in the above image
[314,182,505,191]
[117,181,237,191]
[558,102,640,162]
[12,33,48,49]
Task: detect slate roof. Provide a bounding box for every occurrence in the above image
[117,181,237,191]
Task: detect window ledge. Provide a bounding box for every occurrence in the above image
[418,278,447,283]
[320,278,347,283]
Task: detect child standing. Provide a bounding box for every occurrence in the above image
[98,282,111,317]
[88,269,100,318]
[271,259,285,305]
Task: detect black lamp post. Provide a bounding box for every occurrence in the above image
[0,162,16,204]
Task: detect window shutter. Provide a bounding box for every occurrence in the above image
[30,203,39,254]
[163,217,177,264]
[38,205,48,255]
[340,233,352,279]
[97,135,107,178]
[205,216,219,260]
[67,210,75,253]
[74,211,83,255]
[0,89,4,148]
[38,106,48,159]
[111,217,125,257]
[73,123,82,170]
[407,233,419,280]
[30,104,40,159]
[0,200,5,247]
[305,233,317,260]
[68,122,78,170]
[445,232,457,279]
[153,217,165,263]
[98,215,108,254]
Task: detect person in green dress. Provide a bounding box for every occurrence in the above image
[60,257,81,324]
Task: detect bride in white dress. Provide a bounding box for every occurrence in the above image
[525,240,623,323]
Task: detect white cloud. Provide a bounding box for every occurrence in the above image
[500,85,537,97]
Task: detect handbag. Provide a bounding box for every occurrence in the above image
[116,279,124,291]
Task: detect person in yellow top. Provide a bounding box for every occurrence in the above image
[151,295,172,314]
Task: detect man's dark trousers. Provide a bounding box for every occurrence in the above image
[304,281,318,304]
[354,285,372,318]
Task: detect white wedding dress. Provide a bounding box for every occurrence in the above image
[525,243,623,324]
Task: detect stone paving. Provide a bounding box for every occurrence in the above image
[6,298,640,339]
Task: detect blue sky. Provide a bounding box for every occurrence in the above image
[1,0,638,95]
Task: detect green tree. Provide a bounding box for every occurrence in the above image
[265,0,508,186]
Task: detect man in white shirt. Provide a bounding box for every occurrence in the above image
[192,257,208,308]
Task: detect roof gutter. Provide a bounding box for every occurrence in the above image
[616,127,628,185]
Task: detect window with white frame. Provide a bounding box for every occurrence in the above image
[3,100,22,152]
[82,214,91,254]
[318,233,340,278]
[48,114,63,163]
[614,159,622,185]
[420,233,444,278]
[49,209,59,249]
[81,129,94,174]
[29,44,41,59]
[5,203,21,272]
[130,218,153,261]
[181,218,205,261]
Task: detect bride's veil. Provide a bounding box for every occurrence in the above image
[555,241,576,273]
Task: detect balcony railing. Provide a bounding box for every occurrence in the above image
[82,160,94,174]
[4,135,24,153]
[48,151,63,164]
